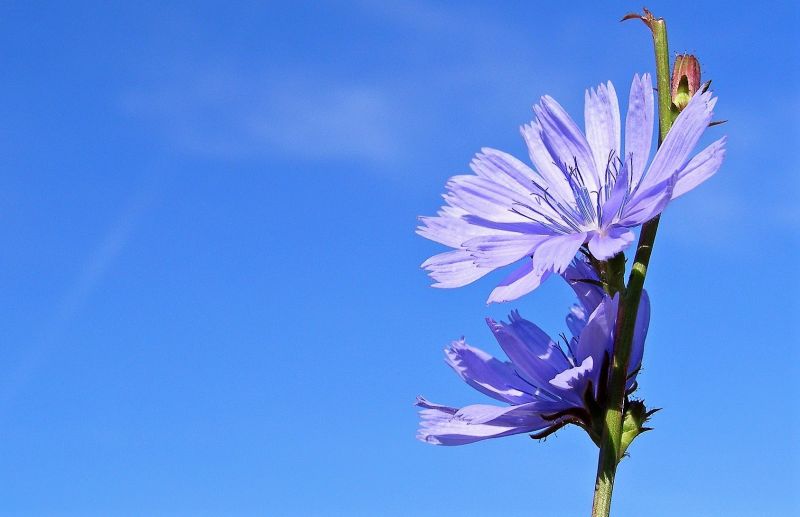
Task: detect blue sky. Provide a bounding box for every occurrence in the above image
[0,1,798,515]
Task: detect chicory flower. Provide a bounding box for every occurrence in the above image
[415,260,650,446]
[418,74,725,303]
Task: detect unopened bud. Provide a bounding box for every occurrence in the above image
[671,54,701,112]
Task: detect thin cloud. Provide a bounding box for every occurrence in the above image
[122,70,402,165]
[0,183,158,406]
[120,2,562,172]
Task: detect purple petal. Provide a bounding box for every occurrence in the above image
[508,310,574,372]
[463,234,547,268]
[417,210,498,248]
[563,257,604,315]
[624,74,655,188]
[587,227,635,260]
[618,173,677,227]
[421,250,491,288]
[487,260,550,304]
[444,339,536,405]
[520,121,575,206]
[454,402,546,426]
[584,81,621,190]
[462,214,552,235]
[600,159,630,227]
[415,396,457,415]
[536,96,601,193]
[672,136,727,199]
[415,397,566,446]
[574,295,618,385]
[445,175,530,223]
[531,232,586,275]
[573,294,632,397]
[487,312,570,395]
[638,90,717,193]
[415,412,534,446]
[566,304,589,337]
[549,355,593,390]
[470,148,537,196]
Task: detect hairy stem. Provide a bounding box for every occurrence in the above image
[591,11,675,517]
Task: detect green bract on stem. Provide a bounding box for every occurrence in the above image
[590,9,677,517]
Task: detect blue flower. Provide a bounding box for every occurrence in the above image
[418,74,725,302]
[416,260,650,446]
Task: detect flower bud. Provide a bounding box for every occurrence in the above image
[671,54,701,112]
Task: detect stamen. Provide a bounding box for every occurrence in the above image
[529,183,584,230]
[560,332,577,366]
[593,189,603,224]
[510,203,575,234]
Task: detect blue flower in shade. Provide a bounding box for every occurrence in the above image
[418,74,725,303]
[415,259,650,446]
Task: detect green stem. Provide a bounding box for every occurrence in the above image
[590,12,675,517]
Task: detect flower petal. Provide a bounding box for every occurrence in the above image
[587,227,635,260]
[536,96,601,193]
[585,81,621,190]
[531,232,587,275]
[574,294,618,377]
[521,121,575,206]
[487,311,570,395]
[672,136,727,199]
[618,173,677,227]
[487,260,550,304]
[417,210,502,248]
[462,214,552,235]
[566,305,588,338]
[445,339,537,404]
[549,355,593,390]
[471,148,537,196]
[421,250,491,288]
[446,174,572,230]
[638,90,717,192]
[445,175,530,223]
[415,398,563,446]
[444,175,527,222]
[600,156,630,227]
[463,233,546,269]
[624,74,655,188]
[563,257,604,315]
[454,402,548,426]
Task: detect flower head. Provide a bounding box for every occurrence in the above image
[415,260,650,446]
[418,74,725,303]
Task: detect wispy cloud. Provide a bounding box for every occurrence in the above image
[120,1,563,172]
[123,70,402,164]
[0,183,159,406]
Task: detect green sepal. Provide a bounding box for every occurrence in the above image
[618,399,659,460]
